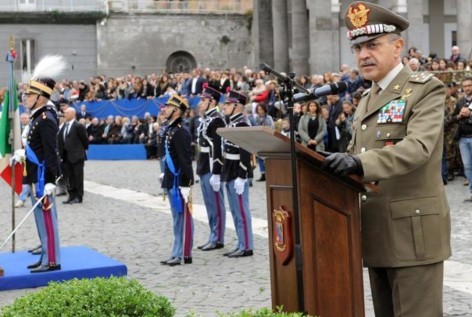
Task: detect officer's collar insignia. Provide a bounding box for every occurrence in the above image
[402,88,413,99]
[393,84,400,91]
[347,3,370,28]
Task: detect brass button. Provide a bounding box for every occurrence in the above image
[361,147,366,153]
[361,124,367,131]
[415,209,420,214]
[386,132,391,138]
[361,195,367,202]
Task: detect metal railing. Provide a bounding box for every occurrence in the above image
[107,0,253,14]
[0,0,106,12]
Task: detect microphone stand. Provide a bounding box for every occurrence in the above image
[262,64,305,313]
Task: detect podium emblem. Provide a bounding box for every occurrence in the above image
[272,207,293,265]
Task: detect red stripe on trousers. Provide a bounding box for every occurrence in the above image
[42,197,56,265]
[238,194,249,250]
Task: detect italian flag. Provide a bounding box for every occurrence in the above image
[0,85,23,194]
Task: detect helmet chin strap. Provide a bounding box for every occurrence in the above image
[166,107,176,120]
[229,104,236,117]
[30,95,41,111]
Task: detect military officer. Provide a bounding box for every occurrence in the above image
[323,2,450,316]
[221,90,254,258]
[196,85,227,251]
[13,55,67,273]
[160,94,194,266]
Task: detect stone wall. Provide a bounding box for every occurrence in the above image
[97,13,252,77]
[0,12,252,86]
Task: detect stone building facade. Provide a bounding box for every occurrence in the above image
[0,0,470,85]
[252,0,472,75]
[0,0,252,85]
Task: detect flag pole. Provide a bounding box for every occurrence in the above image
[7,35,17,253]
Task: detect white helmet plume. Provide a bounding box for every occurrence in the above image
[31,55,67,81]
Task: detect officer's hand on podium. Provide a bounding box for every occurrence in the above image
[209,174,221,192]
[180,186,191,203]
[322,153,363,176]
[44,183,56,196]
[234,177,247,195]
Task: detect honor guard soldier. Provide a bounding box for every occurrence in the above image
[13,55,67,273]
[323,2,450,316]
[221,90,254,258]
[196,85,227,251]
[160,94,195,266]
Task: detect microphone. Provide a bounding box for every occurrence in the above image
[259,63,310,94]
[293,82,347,103]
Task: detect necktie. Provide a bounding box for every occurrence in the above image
[64,123,70,140]
[367,83,381,112]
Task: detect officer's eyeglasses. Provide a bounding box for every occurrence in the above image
[350,39,396,55]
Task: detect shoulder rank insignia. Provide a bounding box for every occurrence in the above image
[409,72,433,84]
[42,112,47,119]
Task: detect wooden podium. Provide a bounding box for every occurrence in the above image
[218,126,377,317]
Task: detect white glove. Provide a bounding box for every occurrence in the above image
[180,186,191,203]
[12,149,26,164]
[234,177,247,195]
[44,183,56,196]
[159,173,164,184]
[209,174,221,192]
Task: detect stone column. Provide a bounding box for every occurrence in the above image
[251,0,274,69]
[404,0,423,54]
[272,0,289,72]
[428,0,445,58]
[291,0,309,76]
[457,0,472,62]
[307,0,339,74]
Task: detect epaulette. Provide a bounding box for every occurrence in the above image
[409,72,433,84]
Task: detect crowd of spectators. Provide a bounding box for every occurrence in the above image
[2,45,470,174]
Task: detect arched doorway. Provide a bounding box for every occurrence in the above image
[166,51,197,73]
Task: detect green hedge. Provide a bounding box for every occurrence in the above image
[1,277,309,317]
[217,307,308,317]
[0,277,175,317]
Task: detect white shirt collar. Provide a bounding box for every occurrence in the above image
[375,62,404,92]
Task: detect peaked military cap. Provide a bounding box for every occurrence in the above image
[202,85,222,102]
[25,79,56,99]
[167,94,189,112]
[225,90,247,105]
[345,1,409,45]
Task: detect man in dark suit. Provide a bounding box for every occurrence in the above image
[76,104,91,120]
[188,69,206,96]
[58,107,89,204]
[326,94,343,152]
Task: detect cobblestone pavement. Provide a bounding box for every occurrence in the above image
[0,160,471,316]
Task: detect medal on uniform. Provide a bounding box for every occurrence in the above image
[377,99,406,123]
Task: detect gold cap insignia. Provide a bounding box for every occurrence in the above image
[347,3,370,28]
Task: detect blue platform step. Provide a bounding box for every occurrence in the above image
[0,246,127,291]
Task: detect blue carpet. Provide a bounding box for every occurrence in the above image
[87,144,147,160]
[0,246,127,291]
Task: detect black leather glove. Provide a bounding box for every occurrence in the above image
[316,150,332,157]
[322,153,364,176]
